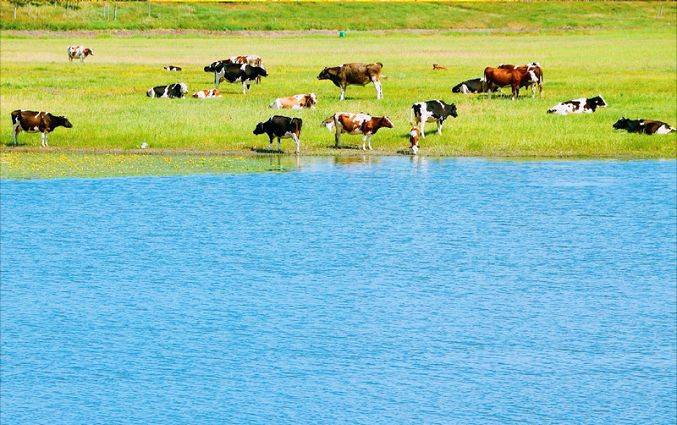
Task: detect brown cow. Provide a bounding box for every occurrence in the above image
[322,112,393,150]
[409,127,421,154]
[11,110,72,146]
[483,63,541,99]
[498,63,543,97]
[317,63,384,100]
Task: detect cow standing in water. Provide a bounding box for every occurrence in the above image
[11,110,73,146]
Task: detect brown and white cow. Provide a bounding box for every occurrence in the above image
[317,63,384,100]
[497,63,543,97]
[482,63,541,99]
[67,45,93,63]
[409,127,421,154]
[11,110,72,146]
[322,112,393,150]
[192,88,221,99]
[269,93,317,109]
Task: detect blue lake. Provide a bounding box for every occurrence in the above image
[1,157,676,424]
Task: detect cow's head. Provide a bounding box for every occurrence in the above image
[409,127,420,154]
[613,117,630,130]
[83,48,93,56]
[179,83,188,94]
[253,122,266,135]
[446,103,458,118]
[451,83,463,93]
[255,66,268,78]
[317,67,338,80]
[379,116,394,129]
[50,114,73,129]
[204,61,223,73]
[305,93,317,107]
[591,96,607,108]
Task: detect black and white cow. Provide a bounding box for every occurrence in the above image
[411,100,458,138]
[253,115,302,153]
[452,78,498,94]
[163,65,182,72]
[613,117,675,135]
[11,110,73,147]
[547,96,607,115]
[146,83,188,98]
[203,61,268,93]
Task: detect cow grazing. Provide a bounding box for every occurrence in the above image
[11,110,72,147]
[163,65,182,72]
[409,127,421,154]
[192,88,221,99]
[269,93,317,109]
[496,63,544,97]
[452,78,499,94]
[411,100,458,138]
[146,83,188,98]
[317,63,384,100]
[203,62,268,93]
[482,63,542,99]
[253,115,303,153]
[613,117,675,135]
[547,96,607,115]
[67,45,93,63]
[322,113,393,150]
[432,64,448,71]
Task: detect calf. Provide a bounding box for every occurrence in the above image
[11,110,72,147]
[146,83,188,98]
[411,100,458,138]
[67,45,93,63]
[452,78,499,94]
[317,62,384,100]
[163,65,182,72]
[548,96,607,115]
[613,117,675,135]
[269,93,317,109]
[253,115,303,153]
[192,88,221,99]
[322,112,393,150]
[204,62,268,93]
[409,127,421,154]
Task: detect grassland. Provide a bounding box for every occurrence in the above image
[1,1,674,32]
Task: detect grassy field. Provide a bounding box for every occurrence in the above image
[1,1,675,32]
[1,27,675,164]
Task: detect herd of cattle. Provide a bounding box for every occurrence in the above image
[7,46,676,151]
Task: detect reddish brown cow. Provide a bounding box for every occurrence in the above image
[317,63,384,100]
[483,64,541,99]
[11,110,72,146]
[498,63,543,97]
[322,112,393,150]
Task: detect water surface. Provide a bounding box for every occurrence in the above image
[1,157,675,424]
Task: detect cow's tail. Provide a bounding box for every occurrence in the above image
[322,114,336,132]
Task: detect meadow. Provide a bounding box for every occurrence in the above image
[1,26,675,165]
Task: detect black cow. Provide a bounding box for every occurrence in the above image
[253,115,302,153]
[11,110,73,146]
[146,83,188,98]
[411,100,458,138]
[613,117,675,135]
[204,61,268,93]
[452,78,498,94]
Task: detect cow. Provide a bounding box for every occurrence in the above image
[203,62,268,93]
[496,63,544,97]
[613,117,675,135]
[192,88,221,99]
[482,63,541,99]
[225,55,264,83]
[317,63,384,100]
[322,113,393,150]
[409,127,421,154]
[269,93,317,109]
[67,45,93,63]
[432,64,448,71]
[163,65,182,72]
[10,110,72,147]
[146,83,188,98]
[411,100,458,138]
[452,78,499,94]
[253,115,302,153]
[547,96,607,115]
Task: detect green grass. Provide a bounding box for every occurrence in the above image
[0,151,294,179]
[1,1,674,32]
[1,28,675,161]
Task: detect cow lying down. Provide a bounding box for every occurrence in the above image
[147,83,188,98]
[613,118,675,135]
[253,115,302,153]
[163,66,182,72]
[269,93,317,109]
[11,110,72,147]
[323,112,393,150]
[452,78,499,94]
[547,96,607,115]
[193,89,221,99]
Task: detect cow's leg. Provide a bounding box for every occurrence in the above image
[277,137,282,151]
[366,135,373,150]
[512,85,518,100]
[268,135,274,150]
[41,132,48,147]
[437,119,443,135]
[12,123,20,145]
[372,79,383,99]
[334,129,341,148]
[291,133,300,154]
[339,85,346,101]
[420,118,426,139]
